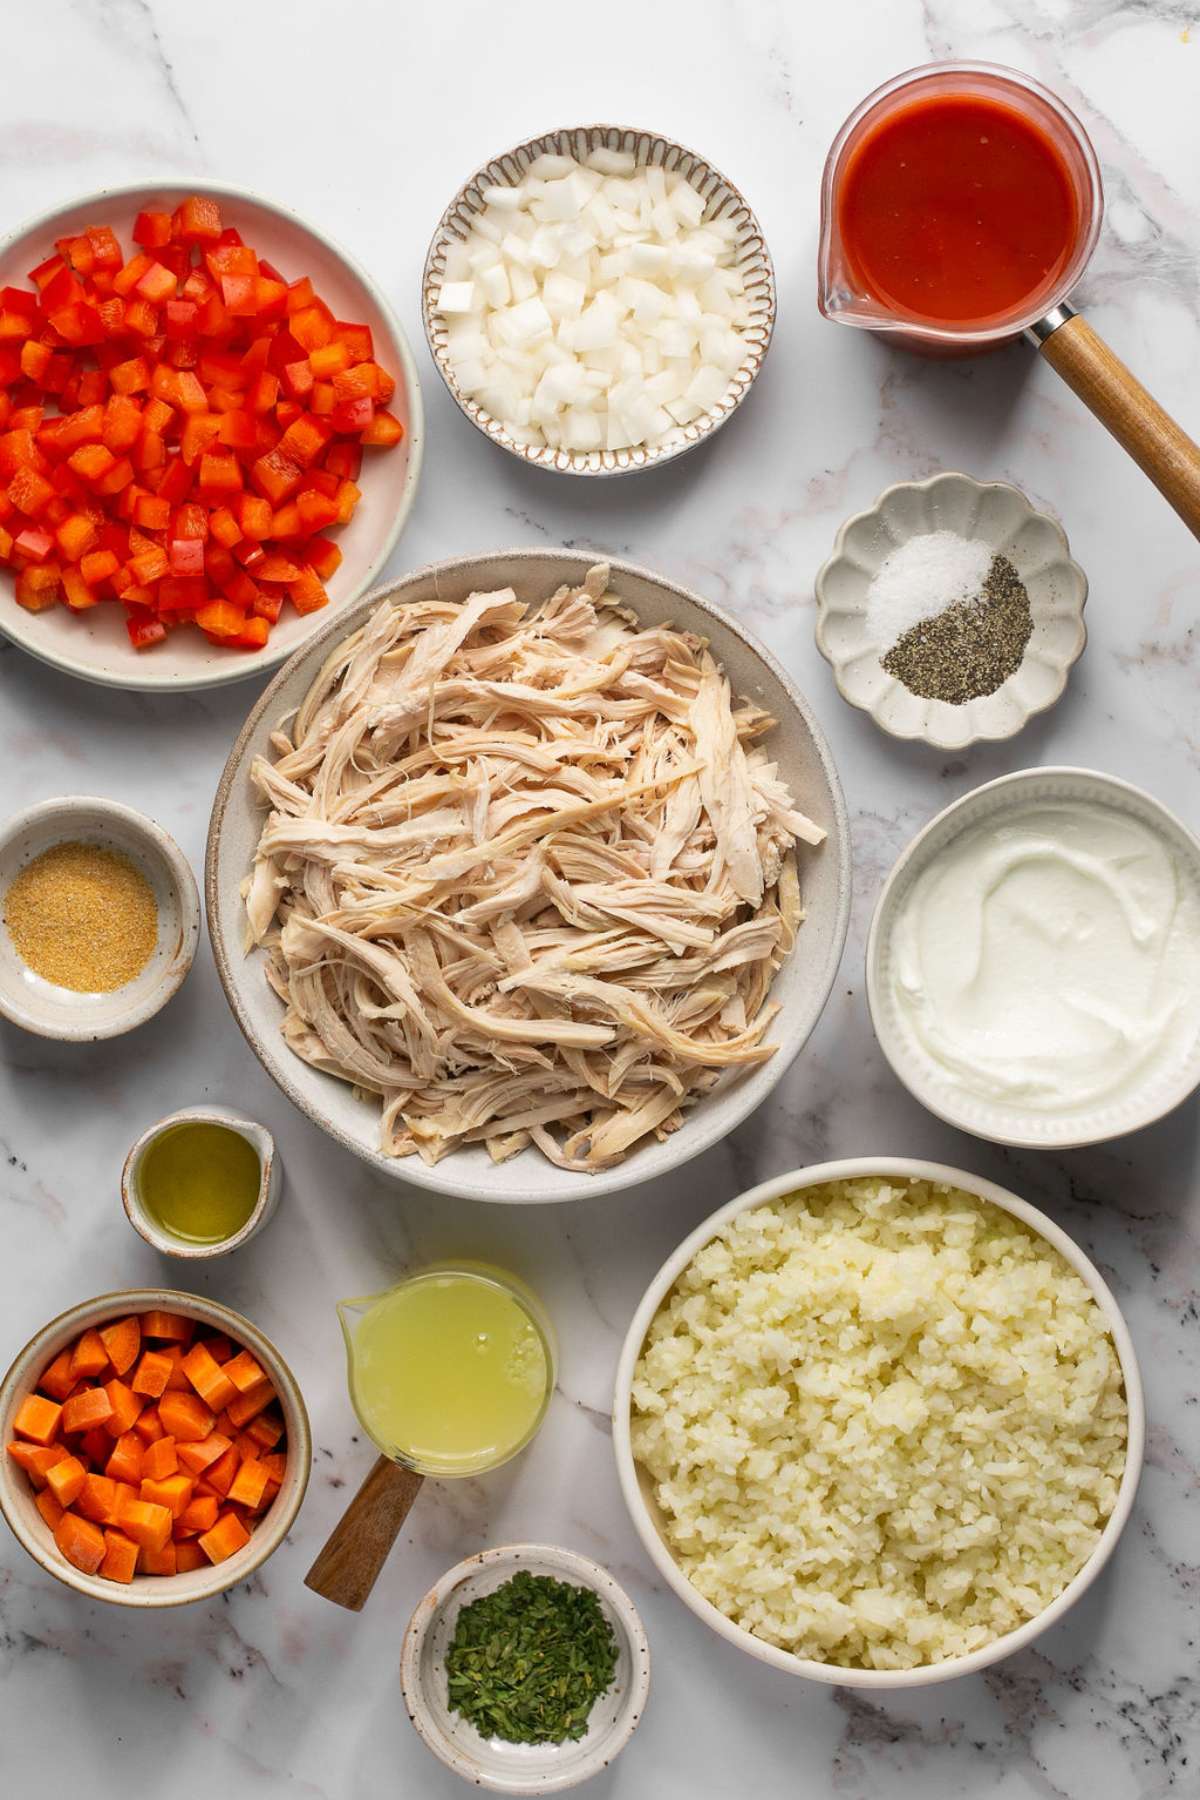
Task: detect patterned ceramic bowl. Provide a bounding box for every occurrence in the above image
[422,125,775,476]
[814,472,1087,749]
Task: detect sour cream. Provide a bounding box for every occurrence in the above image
[888,799,1200,1115]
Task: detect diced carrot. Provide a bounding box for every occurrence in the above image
[70,1327,110,1381]
[55,1510,107,1574]
[133,1405,164,1445]
[163,1346,192,1392]
[131,1349,174,1398]
[177,1494,219,1535]
[14,1393,63,1445]
[141,1540,177,1576]
[198,1335,234,1365]
[198,1511,251,1565]
[140,1472,194,1517]
[38,1350,78,1402]
[227,1458,271,1511]
[7,1440,68,1485]
[225,1379,276,1429]
[174,1540,207,1573]
[246,1409,284,1451]
[102,1378,143,1437]
[181,1344,238,1413]
[157,1391,215,1443]
[100,1529,139,1584]
[79,1425,115,1467]
[203,1444,240,1496]
[140,1310,193,1343]
[177,1431,232,1476]
[35,1488,64,1532]
[61,1387,115,1434]
[142,1435,178,1481]
[45,1454,87,1509]
[98,1316,141,1379]
[105,1431,143,1486]
[115,1495,172,1553]
[76,1472,119,1524]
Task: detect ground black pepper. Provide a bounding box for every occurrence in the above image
[881,553,1032,704]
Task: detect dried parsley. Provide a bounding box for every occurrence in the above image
[881,551,1033,704]
[445,1569,619,1745]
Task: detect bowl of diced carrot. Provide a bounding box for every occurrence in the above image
[0,1288,310,1605]
[0,181,423,691]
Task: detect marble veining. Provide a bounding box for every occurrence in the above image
[1,2,1198,1796]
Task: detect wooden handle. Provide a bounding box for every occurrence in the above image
[303,1455,424,1611]
[1038,313,1200,539]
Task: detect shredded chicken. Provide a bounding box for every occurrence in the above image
[242,563,824,1172]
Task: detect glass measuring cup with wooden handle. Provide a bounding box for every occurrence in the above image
[304,1264,555,1611]
[818,61,1200,539]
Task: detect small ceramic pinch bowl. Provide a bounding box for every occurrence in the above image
[0,1287,311,1607]
[867,767,1200,1147]
[423,124,775,475]
[814,472,1087,749]
[122,1105,282,1258]
[0,795,199,1041]
[613,1157,1144,1690]
[0,181,423,692]
[401,1544,650,1793]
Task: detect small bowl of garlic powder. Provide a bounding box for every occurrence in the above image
[815,472,1087,749]
[423,125,775,474]
[0,796,199,1041]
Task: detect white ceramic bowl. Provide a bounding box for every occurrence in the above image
[0,180,423,691]
[423,125,775,475]
[0,1287,311,1607]
[121,1105,282,1259]
[866,767,1200,1147]
[613,1157,1144,1690]
[0,795,199,1040]
[205,548,851,1203]
[814,472,1087,749]
[400,1544,650,1793]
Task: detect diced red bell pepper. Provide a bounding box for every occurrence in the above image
[133,211,173,249]
[125,606,167,649]
[361,409,404,448]
[175,195,223,244]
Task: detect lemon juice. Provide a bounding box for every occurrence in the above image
[339,1268,553,1477]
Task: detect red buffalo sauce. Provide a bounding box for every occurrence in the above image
[837,91,1081,327]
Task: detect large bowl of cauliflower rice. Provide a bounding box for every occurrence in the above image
[613,1159,1143,1688]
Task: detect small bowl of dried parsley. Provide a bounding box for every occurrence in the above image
[815,471,1088,751]
[400,1543,651,1793]
[0,795,199,1041]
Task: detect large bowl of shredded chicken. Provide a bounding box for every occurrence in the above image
[206,551,850,1201]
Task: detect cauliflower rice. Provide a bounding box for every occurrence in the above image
[629,1177,1128,1670]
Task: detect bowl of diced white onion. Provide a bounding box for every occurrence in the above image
[423,126,775,475]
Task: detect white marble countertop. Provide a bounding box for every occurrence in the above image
[1,2,1197,1794]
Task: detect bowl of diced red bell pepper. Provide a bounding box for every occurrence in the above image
[0,182,422,690]
[0,1287,311,1606]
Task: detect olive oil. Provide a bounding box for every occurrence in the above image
[340,1269,552,1477]
[139,1121,261,1245]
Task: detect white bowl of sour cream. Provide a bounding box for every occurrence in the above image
[867,768,1200,1147]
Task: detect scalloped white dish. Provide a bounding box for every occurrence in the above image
[814,473,1087,749]
[422,124,775,477]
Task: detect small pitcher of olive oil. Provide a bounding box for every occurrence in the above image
[304,1264,556,1612]
[122,1106,280,1259]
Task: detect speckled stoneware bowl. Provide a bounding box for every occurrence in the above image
[0,795,199,1041]
[0,181,423,692]
[814,473,1087,749]
[122,1105,282,1259]
[867,768,1200,1147]
[613,1157,1144,1691]
[206,548,851,1204]
[400,1544,651,1793]
[423,125,775,475]
[0,1287,311,1608]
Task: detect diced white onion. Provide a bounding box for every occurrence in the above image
[437,146,754,452]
